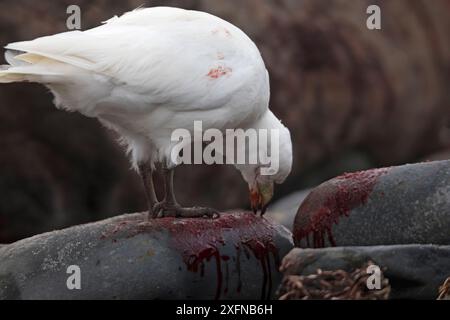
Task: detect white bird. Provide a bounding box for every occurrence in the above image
[0,7,292,218]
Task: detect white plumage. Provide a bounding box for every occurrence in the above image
[0,7,292,216]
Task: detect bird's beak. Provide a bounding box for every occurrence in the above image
[249,181,274,216]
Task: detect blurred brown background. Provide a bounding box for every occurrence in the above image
[0,0,449,242]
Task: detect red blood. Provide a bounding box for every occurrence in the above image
[293,168,389,248]
[207,66,232,79]
[244,239,278,300]
[100,212,279,300]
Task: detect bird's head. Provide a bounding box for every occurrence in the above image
[249,174,274,215]
[241,120,293,215]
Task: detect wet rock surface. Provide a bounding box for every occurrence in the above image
[280,245,450,299]
[2,0,450,242]
[0,212,293,300]
[293,160,450,248]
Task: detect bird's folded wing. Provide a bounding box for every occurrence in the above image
[4,19,253,110]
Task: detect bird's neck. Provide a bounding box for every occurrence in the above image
[234,110,291,181]
[250,109,285,132]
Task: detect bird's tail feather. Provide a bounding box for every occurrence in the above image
[0,49,64,83]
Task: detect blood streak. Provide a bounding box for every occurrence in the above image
[243,239,278,300]
[207,66,232,79]
[293,168,389,248]
[100,212,280,300]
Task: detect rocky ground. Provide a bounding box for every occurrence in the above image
[279,160,450,299]
[0,211,293,299]
[1,0,450,242]
[1,160,448,300]
[279,245,450,299]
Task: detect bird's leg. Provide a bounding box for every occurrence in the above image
[153,166,219,218]
[138,163,159,218]
[163,166,177,206]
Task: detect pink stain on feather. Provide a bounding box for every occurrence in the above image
[212,27,232,37]
[207,66,232,79]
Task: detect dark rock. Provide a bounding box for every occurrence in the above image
[266,189,311,231]
[293,160,450,248]
[0,212,293,300]
[280,245,450,299]
[267,151,375,230]
[2,0,450,242]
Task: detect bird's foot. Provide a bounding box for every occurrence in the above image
[150,202,219,219]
